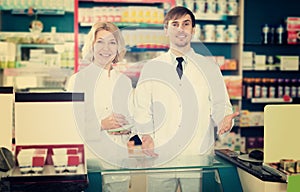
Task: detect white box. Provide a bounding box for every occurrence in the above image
[242,51,254,69]
[255,55,266,65]
[280,56,299,71]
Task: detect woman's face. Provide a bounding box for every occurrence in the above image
[93,29,118,68]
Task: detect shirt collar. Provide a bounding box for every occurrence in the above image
[169,51,187,67]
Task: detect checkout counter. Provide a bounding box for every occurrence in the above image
[1,92,88,192]
[1,90,299,192]
[86,154,242,192]
[0,91,243,192]
[216,104,300,192]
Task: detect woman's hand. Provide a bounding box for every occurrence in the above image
[218,111,240,135]
[101,113,130,134]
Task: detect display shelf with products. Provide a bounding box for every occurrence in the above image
[0,0,74,12]
[240,0,300,142]
[0,1,75,88]
[0,33,74,89]
[190,0,244,105]
[15,43,75,69]
[75,0,244,75]
[74,0,244,106]
[169,1,244,130]
[2,67,73,91]
[186,0,243,81]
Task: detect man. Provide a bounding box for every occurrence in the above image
[130,6,239,192]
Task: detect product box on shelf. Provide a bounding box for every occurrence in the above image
[286,17,300,44]
[279,56,299,71]
[239,110,264,127]
[1,92,88,191]
[223,76,242,99]
[220,59,238,70]
[242,51,254,70]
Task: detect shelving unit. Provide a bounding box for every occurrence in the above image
[0,1,75,89]
[240,0,300,146]
[187,3,244,120]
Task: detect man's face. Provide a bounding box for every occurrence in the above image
[165,14,195,49]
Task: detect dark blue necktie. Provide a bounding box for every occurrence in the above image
[176,57,184,79]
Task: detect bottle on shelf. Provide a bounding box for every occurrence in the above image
[277,78,284,98]
[269,27,275,44]
[246,78,254,99]
[291,79,297,98]
[216,0,227,15]
[275,25,285,44]
[297,79,300,98]
[254,78,262,98]
[206,0,217,14]
[261,78,269,98]
[261,24,273,44]
[227,0,238,15]
[268,78,276,98]
[284,78,291,97]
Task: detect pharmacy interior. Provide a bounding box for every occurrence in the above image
[0,0,300,191]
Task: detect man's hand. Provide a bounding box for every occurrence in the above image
[218,111,240,135]
[127,140,135,155]
[141,135,158,157]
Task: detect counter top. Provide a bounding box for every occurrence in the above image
[87,154,234,173]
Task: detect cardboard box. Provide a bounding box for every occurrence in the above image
[239,110,264,127]
[224,76,242,99]
[286,17,300,44]
[279,56,299,71]
[242,51,254,70]
[225,59,238,70]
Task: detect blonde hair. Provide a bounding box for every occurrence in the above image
[81,22,126,64]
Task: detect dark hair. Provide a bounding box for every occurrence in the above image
[163,6,196,28]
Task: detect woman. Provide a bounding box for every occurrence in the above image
[66,22,133,192]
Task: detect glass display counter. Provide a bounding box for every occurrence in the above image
[85,154,243,192]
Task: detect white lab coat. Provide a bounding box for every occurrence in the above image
[134,49,233,177]
[66,63,133,152]
[66,63,133,188]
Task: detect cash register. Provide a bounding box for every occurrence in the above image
[216,104,300,192]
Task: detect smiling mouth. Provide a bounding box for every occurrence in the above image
[100,53,112,57]
[176,34,187,39]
